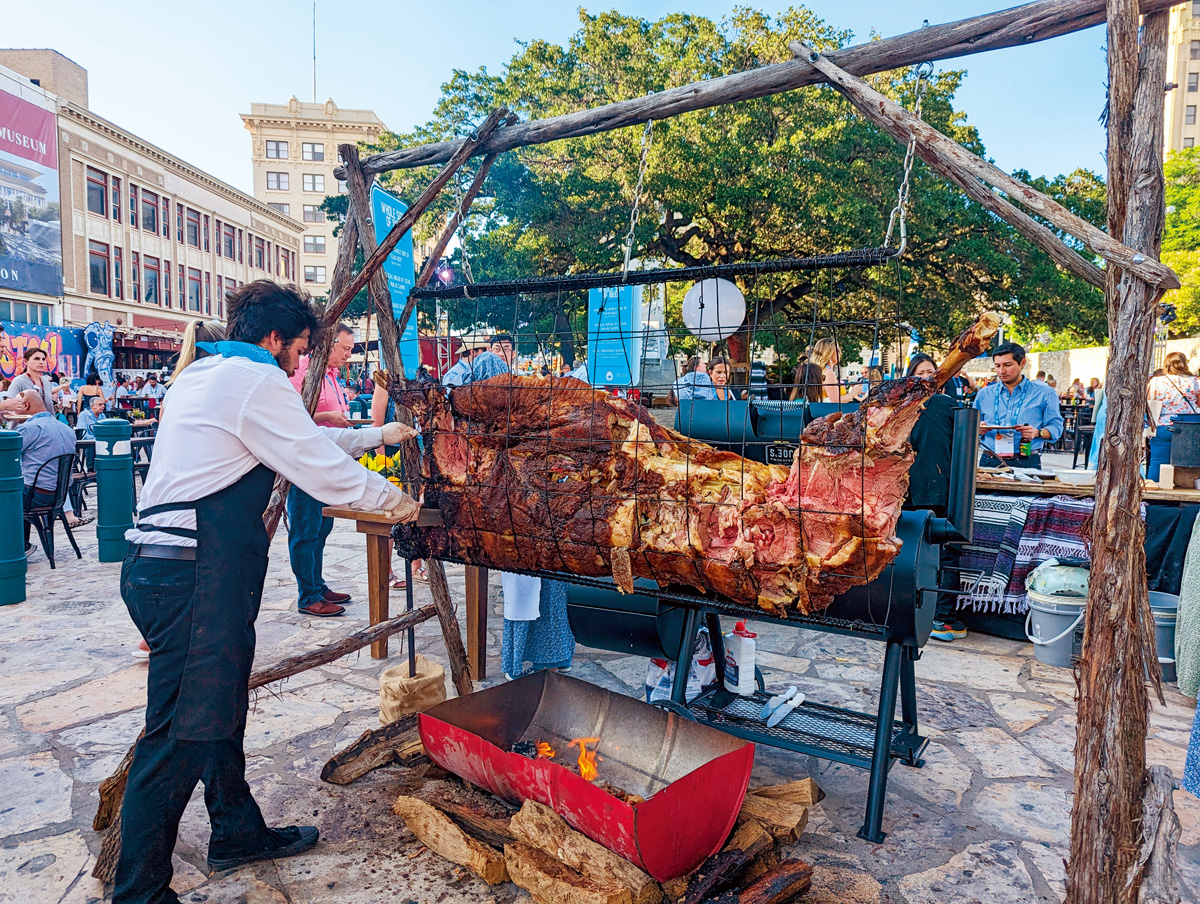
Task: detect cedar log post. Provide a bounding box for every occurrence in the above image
[341,0,1181,178]
[1066,7,1171,904]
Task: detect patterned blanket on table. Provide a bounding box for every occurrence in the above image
[959,494,1033,614]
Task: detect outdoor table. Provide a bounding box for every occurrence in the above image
[319,506,483,665]
[975,473,1200,503]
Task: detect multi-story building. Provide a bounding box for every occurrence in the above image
[1,50,305,375]
[241,98,388,293]
[1165,2,1200,154]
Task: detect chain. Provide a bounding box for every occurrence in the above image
[884,60,934,255]
[622,120,654,280]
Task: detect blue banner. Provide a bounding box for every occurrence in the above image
[1,320,85,381]
[369,184,419,377]
[587,285,643,387]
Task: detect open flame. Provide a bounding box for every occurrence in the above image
[536,741,556,759]
[568,737,601,782]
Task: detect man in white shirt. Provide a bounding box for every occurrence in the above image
[114,281,419,904]
[142,373,165,411]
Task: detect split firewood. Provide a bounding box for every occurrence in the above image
[413,778,518,849]
[320,713,423,785]
[749,779,823,809]
[708,858,813,904]
[663,820,773,904]
[739,846,781,886]
[393,796,508,885]
[505,842,631,904]
[510,801,661,904]
[737,793,809,843]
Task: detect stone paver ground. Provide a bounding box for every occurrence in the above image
[2,515,1198,904]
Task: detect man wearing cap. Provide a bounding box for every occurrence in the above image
[442,334,487,386]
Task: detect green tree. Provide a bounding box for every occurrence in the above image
[1162,148,1200,334]
[366,7,1114,358]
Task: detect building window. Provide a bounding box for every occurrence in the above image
[304,235,326,253]
[86,167,107,216]
[1192,40,1200,60]
[187,268,202,311]
[204,271,212,314]
[303,204,325,222]
[141,189,158,234]
[268,202,291,214]
[281,249,291,280]
[223,222,236,258]
[254,236,265,269]
[266,171,289,191]
[203,215,210,252]
[302,142,325,161]
[88,241,110,295]
[130,184,138,229]
[337,179,348,194]
[161,196,170,237]
[113,247,123,298]
[266,240,273,274]
[1190,73,1198,93]
[1188,105,1197,126]
[304,265,326,284]
[178,263,184,299]
[111,175,122,222]
[176,202,184,243]
[163,259,171,306]
[237,229,244,263]
[186,208,201,247]
[0,300,53,325]
[144,255,160,305]
[1188,137,1196,148]
[217,275,223,310]
[1194,0,1200,17]
[302,174,325,193]
[132,252,140,301]
[266,140,288,159]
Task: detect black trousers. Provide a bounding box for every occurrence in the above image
[113,554,270,904]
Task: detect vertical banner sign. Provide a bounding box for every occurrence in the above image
[0,73,62,298]
[587,285,643,387]
[369,184,419,376]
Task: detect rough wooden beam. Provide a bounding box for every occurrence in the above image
[791,41,1178,290]
[345,0,1179,177]
[505,842,631,904]
[510,801,662,904]
[395,795,509,884]
[1132,765,1182,904]
[1066,8,1172,904]
[707,859,813,904]
[427,558,476,698]
[320,713,423,785]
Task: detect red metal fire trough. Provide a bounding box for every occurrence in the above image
[418,671,755,881]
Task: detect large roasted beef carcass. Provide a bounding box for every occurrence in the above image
[397,313,999,614]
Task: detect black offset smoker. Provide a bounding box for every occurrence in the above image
[561,398,980,843]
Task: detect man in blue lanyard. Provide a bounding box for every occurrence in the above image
[974,341,1063,469]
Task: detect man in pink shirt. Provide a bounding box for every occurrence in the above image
[287,323,357,615]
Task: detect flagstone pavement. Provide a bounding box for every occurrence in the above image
[2,517,1198,904]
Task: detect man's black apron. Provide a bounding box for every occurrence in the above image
[134,464,275,739]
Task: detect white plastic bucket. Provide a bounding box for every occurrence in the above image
[1025,590,1086,668]
[1149,591,1179,681]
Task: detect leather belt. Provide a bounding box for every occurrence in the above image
[131,543,197,561]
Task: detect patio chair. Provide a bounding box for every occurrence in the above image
[25,453,83,569]
[1071,406,1095,469]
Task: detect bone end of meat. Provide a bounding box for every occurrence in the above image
[610,546,633,594]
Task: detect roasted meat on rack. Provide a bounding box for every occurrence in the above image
[394,312,1000,614]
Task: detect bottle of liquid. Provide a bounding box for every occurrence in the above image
[724,621,758,696]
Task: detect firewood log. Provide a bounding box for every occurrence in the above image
[413,778,518,849]
[708,859,813,904]
[737,793,809,843]
[505,842,631,904]
[510,801,661,904]
[393,795,508,884]
[748,779,823,808]
[320,714,423,785]
[739,847,781,886]
[662,820,772,904]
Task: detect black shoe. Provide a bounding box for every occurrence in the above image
[207,825,319,871]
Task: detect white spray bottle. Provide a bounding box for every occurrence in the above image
[724,620,758,695]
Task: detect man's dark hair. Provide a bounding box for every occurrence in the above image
[491,332,514,346]
[147,373,158,381]
[336,322,354,337]
[23,346,47,360]
[992,342,1026,364]
[226,280,321,347]
[86,373,101,386]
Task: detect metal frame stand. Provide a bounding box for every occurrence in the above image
[668,609,928,843]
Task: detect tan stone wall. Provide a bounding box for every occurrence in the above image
[0,49,87,108]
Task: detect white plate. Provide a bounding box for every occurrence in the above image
[1054,469,1097,487]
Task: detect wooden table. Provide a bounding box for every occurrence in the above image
[976,475,1200,503]
[321,506,490,675]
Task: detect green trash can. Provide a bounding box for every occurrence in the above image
[94,418,134,563]
[0,429,26,605]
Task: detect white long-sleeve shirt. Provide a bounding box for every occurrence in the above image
[127,354,403,547]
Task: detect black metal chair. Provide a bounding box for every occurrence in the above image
[1071,406,1095,469]
[24,454,83,569]
[71,439,97,514]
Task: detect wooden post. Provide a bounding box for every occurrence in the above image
[464,564,489,679]
[1065,8,1169,904]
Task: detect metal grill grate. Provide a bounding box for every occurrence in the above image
[687,689,910,766]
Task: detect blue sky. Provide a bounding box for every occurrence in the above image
[4,1,1110,195]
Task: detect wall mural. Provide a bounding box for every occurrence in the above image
[0,320,85,381]
[82,321,116,385]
